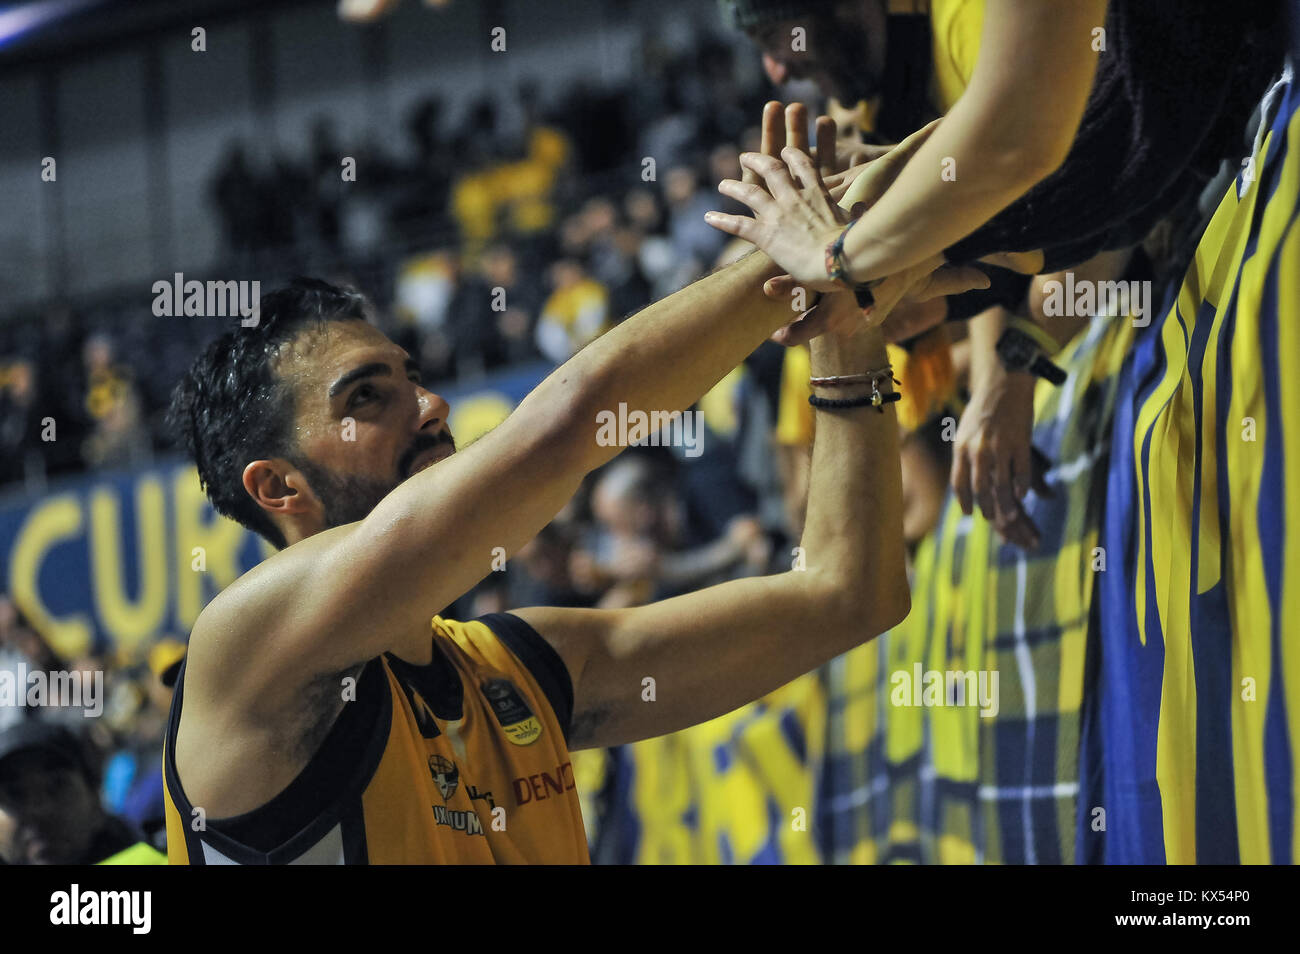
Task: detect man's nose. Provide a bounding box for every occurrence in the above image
[762,51,790,85]
[416,387,450,432]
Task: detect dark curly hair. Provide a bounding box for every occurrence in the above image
[166,277,368,549]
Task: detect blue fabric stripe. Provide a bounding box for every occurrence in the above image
[1256,142,1296,862]
[1189,290,1239,864]
[1090,277,1176,863]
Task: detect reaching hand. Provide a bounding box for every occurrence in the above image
[769,278,891,344]
[707,149,849,293]
[765,254,988,347]
[950,363,1053,549]
[741,101,854,192]
[707,118,943,290]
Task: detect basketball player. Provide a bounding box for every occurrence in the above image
[161,125,974,864]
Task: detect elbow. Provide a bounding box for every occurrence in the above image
[857,574,911,638]
[815,567,912,645]
[879,580,912,634]
[992,135,1071,195]
[1025,135,1072,185]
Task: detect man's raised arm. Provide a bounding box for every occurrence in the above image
[230,248,803,680]
[513,299,910,749]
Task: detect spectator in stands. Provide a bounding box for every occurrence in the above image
[665,164,729,289]
[0,357,42,486]
[80,333,149,470]
[534,258,611,364]
[0,596,90,732]
[102,640,184,851]
[479,243,542,367]
[0,721,164,864]
[211,142,261,270]
[570,455,771,609]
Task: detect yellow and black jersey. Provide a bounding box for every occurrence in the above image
[162,614,589,864]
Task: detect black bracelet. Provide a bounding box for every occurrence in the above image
[808,391,901,413]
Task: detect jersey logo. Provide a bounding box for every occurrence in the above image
[428,754,459,801]
[432,805,485,837]
[482,678,542,746]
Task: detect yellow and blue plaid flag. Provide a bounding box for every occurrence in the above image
[818,313,1136,864]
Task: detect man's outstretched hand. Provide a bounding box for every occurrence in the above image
[708,105,989,345]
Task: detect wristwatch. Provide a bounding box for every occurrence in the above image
[995,318,1067,385]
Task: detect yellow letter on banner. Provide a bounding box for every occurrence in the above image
[90,479,168,656]
[174,466,251,628]
[8,495,94,659]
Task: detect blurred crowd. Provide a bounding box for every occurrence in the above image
[0,30,889,863]
[0,33,762,486]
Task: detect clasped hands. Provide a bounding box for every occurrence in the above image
[705,101,990,344]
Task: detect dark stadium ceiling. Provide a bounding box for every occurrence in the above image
[0,0,325,70]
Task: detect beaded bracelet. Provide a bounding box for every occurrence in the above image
[808,391,902,412]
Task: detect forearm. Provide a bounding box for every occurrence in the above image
[969,306,1011,388]
[1028,246,1133,349]
[520,250,790,471]
[838,0,1107,281]
[317,251,791,666]
[518,324,912,748]
[798,325,909,631]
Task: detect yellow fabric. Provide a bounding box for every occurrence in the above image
[845,1,983,138]
[699,365,746,438]
[85,369,129,420]
[451,126,570,256]
[539,278,611,342]
[775,345,814,446]
[775,327,956,441]
[97,841,167,865]
[929,0,985,113]
[164,616,588,864]
[890,326,957,432]
[1122,108,1300,863]
[618,674,826,864]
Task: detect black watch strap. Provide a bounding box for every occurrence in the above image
[1029,354,1068,386]
[996,326,1068,385]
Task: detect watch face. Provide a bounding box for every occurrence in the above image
[997,329,1037,371]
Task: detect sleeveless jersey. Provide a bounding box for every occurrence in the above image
[162,613,589,864]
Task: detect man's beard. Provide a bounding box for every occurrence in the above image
[295,458,397,529]
[296,430,455,530]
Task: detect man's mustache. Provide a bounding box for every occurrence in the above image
[399,429,456,477]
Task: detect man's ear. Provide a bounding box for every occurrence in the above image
[242,459,317,520]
